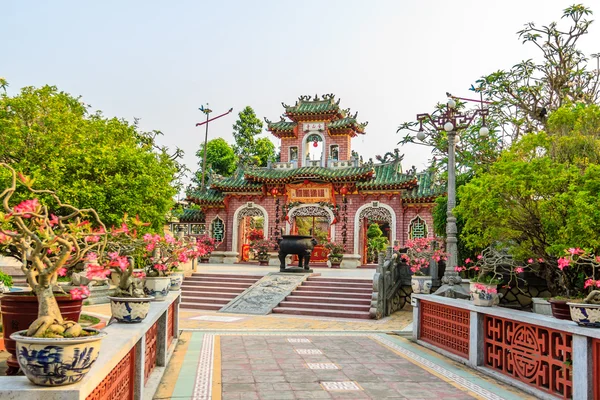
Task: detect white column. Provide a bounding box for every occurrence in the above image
[572,335,592,400]
[468,311,484,368]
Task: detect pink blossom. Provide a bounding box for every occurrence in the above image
[465,258,472,264]
[454,266,462,272]
[164,234,175,244]
[146,243,156,252]
[86,264,111,279]
[85,252,98,262]
[109,256,129,271]
[133,271,146,279]
[70,288,83,300]
[515,267,524,274]
[57,267,67,277]
[474,283,486,291]
[13,199,40,218]
[585,279,596,289]
[48,214,59,226]
[154,263,167,271]
[557,257,571,271]
[527,259,533,264]
[474,266,480,271]
[477,254,483,260]
[143,233,154,242]
[80,286,90,296]
[488,288,498,294]
[538,258,544,263]
[568,247,583,255]
[178,252,189,263]
[85,235,100,243]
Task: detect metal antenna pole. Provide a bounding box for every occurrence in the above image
[201,112,210,189]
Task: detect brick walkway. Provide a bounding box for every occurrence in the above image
[156,331,536,400]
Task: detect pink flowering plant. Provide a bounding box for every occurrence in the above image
[0,164,108,337]
[143,233,208,277]
[400,237,448,276]
[470,283,498,301]
[197,234,219,254]
[250,239,278,257]
[552,247,600,303]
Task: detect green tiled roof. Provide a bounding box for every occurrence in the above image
[178,209,206,222]
[211,169,263,191]
[267,120,296,132]
[285,99,339,115]
[404,172,446,202]
[356,163,416,190]
[245,166,374,183]
[328,117,367,133]
[186,189,226,205]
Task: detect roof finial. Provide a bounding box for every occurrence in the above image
[313,94,319,101]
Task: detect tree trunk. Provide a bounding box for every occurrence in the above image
[36,285,63,323]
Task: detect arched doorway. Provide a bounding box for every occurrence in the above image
[232,203,268,262]
[301,131,326,167]
[353,202,395,265]
[286,204,334,263]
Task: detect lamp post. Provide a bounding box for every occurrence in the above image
[415,95,489,298]
[196,105,234,189]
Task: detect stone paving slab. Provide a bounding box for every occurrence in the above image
[155,332,537,400]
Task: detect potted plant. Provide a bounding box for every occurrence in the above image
[366,223,388,264]
[0,165,107,385]
[470,283,498,307]
[324,242,345,268]
[197,234,217,263]
[402,237,447,294]
[0,269,12,293]
[251,239,276,266]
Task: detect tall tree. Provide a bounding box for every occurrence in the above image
[232,106,275,166]
[0,82,180,230]
[194,138,237,181]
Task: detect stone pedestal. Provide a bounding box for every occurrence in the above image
[209,251,225,264]
[222,251,239,264]
[268,252,290,267]
[340,254,361,269]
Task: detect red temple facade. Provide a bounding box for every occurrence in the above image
[179,94,444,267]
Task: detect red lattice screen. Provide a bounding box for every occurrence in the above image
[167,302,175,344]
[86,346,135,400]
[419,300,470,358]
[484,315,572,399]
[593,339,600,400]
[144,321,159,384]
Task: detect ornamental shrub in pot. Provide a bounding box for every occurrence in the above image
[0,165,106,385]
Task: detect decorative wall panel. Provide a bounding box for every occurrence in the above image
[144,321,159,384]
[86,347,135,400]
[419,300,469,358]
[167,302,175,345]
[484,315,572,399]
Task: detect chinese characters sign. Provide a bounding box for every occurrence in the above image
[287,182,333,204]
[303,122,325,132]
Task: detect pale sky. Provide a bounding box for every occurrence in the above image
[3,1,599,190]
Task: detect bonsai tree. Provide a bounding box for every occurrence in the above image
[324,242,345,256]
[250,239,278,258]
[367,223,389,263]
[142,233,203,276]
[0,164,107,337]
[401,237,447,276]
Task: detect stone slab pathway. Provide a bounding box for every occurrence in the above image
[156,331,536,400]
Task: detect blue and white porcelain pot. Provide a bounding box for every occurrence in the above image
[144,277,170,301]
[10,328,106,386]
[169,272,185,291]
[568,303,600,327]
[411,275,433,294]
[108,296,153,323]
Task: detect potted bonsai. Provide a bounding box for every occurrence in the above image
[251,239,276,266]
[470,283,498,307]
[0,165,107,385]
[403,237,447,294]
[142,233,179,300]
[197,234,217,263]
[324,242,345,268]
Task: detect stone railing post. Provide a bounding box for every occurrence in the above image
[412,297,420,339]
[572,335,592,400]
[370,253,386,319]
[156,309,168,367]
[468,311,484,368]
[134,334,146,400]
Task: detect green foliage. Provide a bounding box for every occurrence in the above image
[195,137,237,179]
[232,106,275,167]
[456,104,600,294]
[367,223,389,262]
[0,84,179,231]
[0,270,12,287]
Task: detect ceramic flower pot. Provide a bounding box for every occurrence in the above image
[200,253,211,263]
[329,255,343,269]
[549,299,572,320]
[568,303,600,327]
[10,328,107,386]
[473,296,495,307]
[411,276,433,294]
[144,277,170,301]
[108,296,153,323]
[169,272,185,291]
[257,253,270,266]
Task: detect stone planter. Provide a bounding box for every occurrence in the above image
[0,292,83,375]
[257,253,270,266]
[169,272,184,291]
[549,299,572,320]
[532,297,552,316]
[200,253,211,263]
[329,255,343,269]
[411,275,433,294]
[472,296,495,307]
[144,277,170,301]
[10,328,107,386]
[568,302,600,327]
[108,296,153,323]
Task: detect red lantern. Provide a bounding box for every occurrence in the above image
[271,187,278,197]
[313,140,318,147]
[340,186,348,196]
[303,179,310,185]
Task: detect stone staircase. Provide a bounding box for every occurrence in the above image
[272,276,373,319]
[180,273,264,311]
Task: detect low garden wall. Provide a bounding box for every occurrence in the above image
[0,292,180,400]
[412,294,599,400]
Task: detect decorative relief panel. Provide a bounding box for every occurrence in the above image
[86,347,135,400]
[419,300,469,358]
[484,315,572,399]
[289,206,331,220]
[359,207,392,224]
[167,302,175,344]
[236,206,264,221]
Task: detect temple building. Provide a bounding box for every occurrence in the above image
[177,94,444,267]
